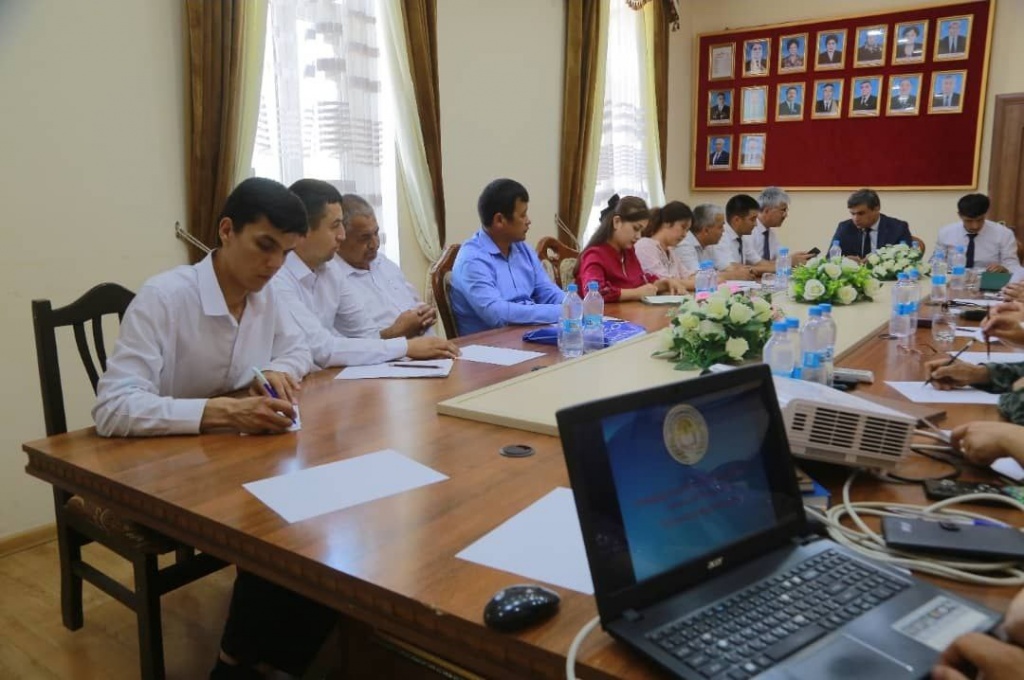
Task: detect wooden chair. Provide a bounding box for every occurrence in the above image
[429,244,461,338]
[535,236,579,289]
[911,236,927,257]
[32,283,226,680]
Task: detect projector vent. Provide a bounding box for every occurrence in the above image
[790,411,808,432]
[807,407,859,447]
[859,416,914,457]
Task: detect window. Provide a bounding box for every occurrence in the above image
[252,0,400,262]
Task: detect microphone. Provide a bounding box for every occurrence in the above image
[554,214,580,250]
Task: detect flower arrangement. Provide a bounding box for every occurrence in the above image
[655,286,777,370]
[789,256,881,305]
[863,243,930,280]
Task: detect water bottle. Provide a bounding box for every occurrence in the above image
[905,269,920,333]
[932,249,948,278]
[786,317,801,379]
[801,307,827,385]
[776,247,792,295]
[930,274,948,305]
[559,284,583,358]
[581,281,605,353]
[763,322,795,377]
[949,245,966,296]
[889,274,913,344]
[818,303,837,387]
[695,260,716,299]
[828,240,843,264]
[911,239,922,260]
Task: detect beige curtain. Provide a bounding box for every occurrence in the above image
[651,0,669,183]
[558,1,607,247]
[184,1,258,262]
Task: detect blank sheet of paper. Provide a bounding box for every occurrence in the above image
[947,351,1024,365]
[885,381,1001,405]
[335,359,453,379]
[458,344,545,366]
[243,449,448,523]
[456,487,593,594]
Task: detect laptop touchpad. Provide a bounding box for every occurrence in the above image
[783,634,918,679]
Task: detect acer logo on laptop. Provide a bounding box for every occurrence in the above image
[707,556,724,570]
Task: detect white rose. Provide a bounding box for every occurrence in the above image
[895,258,908,270]
[863,277,882,297]
[836,285,858,305]
[728,302,754,325]
[822,263,842,280]
[725,336,750,361]
[660,328,676,351]
[918,262,931,275]
[805,256,822,270]
[751,297,773,322]
[714,283,732,297]
[704,298,728,320]
[874,265,889,278]
[803,279,826,301]
[678,313,700,331]
[698,319,725,339]
[866,254,881,266]
[895,243,910,252]
[841,258,860,272]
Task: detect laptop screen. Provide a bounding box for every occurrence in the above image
[557,366,804,615]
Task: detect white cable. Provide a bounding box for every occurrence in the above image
[565,615,600,680]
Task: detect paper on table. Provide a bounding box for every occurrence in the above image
[458,344,545,366]
[952,299,1002,307]
[947,351,1024,365]
[243,449,448,523]
[241,406,301,435]
[642,295,685,305]
[954,327,1002,344]
[773,376,913,420]
[992,457,1024,482]
[335,358,453,379]
[885,381,1001,405]
[456,487,593,594]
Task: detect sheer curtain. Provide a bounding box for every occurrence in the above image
[582,1,665,245]
[252,0,399,261]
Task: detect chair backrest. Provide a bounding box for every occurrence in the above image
[32,283,135,437]
[429,244,461,339]
[911,236,927,258]
[535,236,579,289]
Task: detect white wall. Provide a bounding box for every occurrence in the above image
[666,0,1024,251]
[0,0,187,538]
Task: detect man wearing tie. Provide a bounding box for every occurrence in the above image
[851,79,878,112]
[829,189,913,259]
[709,137,730,166]
[935,194,1021,274]
[890,78,918,111]
[710,92,731,121]
[815,83,838,114]
[745,41,767,75]
[749,186,814,267]
[932,74,962,109]
[778,87,802,116]
[938,20,966,55]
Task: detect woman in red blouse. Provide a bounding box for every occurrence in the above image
[576,195,685,302]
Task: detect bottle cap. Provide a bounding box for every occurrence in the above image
[832,240,839,246]
[897,272,908,280]
[772,321,787,332]
[567,283,578,292]
[819,303,832,313]
[779,247,790,254]
[809,307,822,317]
[587,280,599,291]
[908,268,919,277]
[786,317,799,329]
[955,245,965,253]
[700,260,713,268]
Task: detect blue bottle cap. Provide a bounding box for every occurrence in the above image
[819,303,832,313]
[809,307,822,317]
[772,321,787,332]
[786,317,799,329]
[567,283,578,292]
[779,247,790,254]
[587,280,599,291]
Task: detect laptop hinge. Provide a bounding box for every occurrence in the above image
[623,608,643,623]
[796,534,822,546]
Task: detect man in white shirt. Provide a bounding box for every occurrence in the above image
[677,204,747,278]
[275,180,458,368]
[335,193,437,339]
[935,193,1021,274]
[721,194,774,276]
[92,178,334,679]
[748,186,813,267]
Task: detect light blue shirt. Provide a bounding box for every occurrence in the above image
[451,228,564,335]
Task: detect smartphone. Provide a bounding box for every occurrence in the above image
[807,247,821,256]
[882,516,1024,560]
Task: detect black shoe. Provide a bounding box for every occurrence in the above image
[209,658,264,680]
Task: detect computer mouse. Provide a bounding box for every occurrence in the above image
[483,584,560,632]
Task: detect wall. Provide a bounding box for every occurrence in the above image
[0,0,187,538]
[666,0,1024,251]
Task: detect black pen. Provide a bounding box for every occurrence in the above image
[390,362,443,369]
[923,340,974,386]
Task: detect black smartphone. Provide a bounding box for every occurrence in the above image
[882,516,1024,560]
[807,247,821,256]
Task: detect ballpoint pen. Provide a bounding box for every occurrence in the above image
[390,362,442,369]
[922,339,974,386]
[252,367,296,424]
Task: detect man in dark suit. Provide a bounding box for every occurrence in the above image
[814,83,838,114]
[851,80,878,112]
[829,189,913,259]
[937,20,966,55]
[778,87,801,116]
[744,41,767,74]
[933,74,962,108]
[856,31,884,62]
[890,78,917,111]
[709,137,729,166]
[818,34,842,65]
[710,92,731,121]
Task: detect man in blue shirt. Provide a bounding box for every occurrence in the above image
[451,178,565,335]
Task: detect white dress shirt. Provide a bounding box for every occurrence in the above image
[333,254,434,337]
[935,220,1021,272]
[272,252,408,369]
[716,224,763,267]
[634,237,690,279]
[747,220,782,261]
[92,253,313,437]
[675,231,720,273]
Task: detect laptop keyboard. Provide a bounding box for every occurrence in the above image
[644,549,910,679]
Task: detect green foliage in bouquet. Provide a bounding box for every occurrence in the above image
[789,256,882,305]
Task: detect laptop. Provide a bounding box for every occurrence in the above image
[556,365,1000,679]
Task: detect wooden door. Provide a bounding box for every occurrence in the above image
[988,93,1024,238]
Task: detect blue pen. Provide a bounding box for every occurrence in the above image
[252,367,295,424]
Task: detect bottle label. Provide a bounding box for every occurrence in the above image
[952,266,966,276]
[582,314,602,330]
[561,319,581,333]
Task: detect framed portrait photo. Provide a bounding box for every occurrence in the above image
[709,43,735,81]
[778,33,808,74]
[707,89,734,125]
[742,38,771,77]
[814,29,847,70]
[849,76,882,117]
[706,134,733,171]
[854,25,887,67]
[775,82,805,122]
[811,79,843,119]
[740,85,768,124]
[892,21,927,64]
[928,70,967,114]
[934,15,972,61]
[738,133,766,171]
[886,73,923,116]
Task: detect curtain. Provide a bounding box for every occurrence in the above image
[639,2,666,205]
[649,0,669,183]
[231,0,269,184]
[557,1,608,248]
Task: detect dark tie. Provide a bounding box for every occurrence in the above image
[860,229,872,257]
[966,233,977,268]
[862,97,868,106]
[762,232,771,260]
[951,37,957,52]
[736,237,744,265]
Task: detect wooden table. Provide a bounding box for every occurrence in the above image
[21,300,1019,679]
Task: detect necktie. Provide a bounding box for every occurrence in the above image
[862,97,868,106]
[944,95,951,107]
[861,229,872,257]
[826,100,832,111]
[951,37,957,52]
[736,238,744,265]
[762,232,771,260]
[966,233,977,268]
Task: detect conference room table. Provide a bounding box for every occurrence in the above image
[21,295,1021,680]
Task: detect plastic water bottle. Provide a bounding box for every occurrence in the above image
[905,269,920,333]
[818,303,837,387]
[889,274,914,344]
[581,281,604,353]
[930,274,948,305]
[786,317,801,378]
[828,240,843,264]
[911,240,922,260]
[949,245,966,296]
[763,322,795,377]
[776,247,792,295]
[695,260,716,299]
[558,284,583,358]
[932,249,948,278]
[801,307,827,385]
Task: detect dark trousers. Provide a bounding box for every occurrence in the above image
[220,569,338,675]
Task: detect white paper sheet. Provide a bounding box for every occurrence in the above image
[642,295,685,305]
[243,449,448,523]
[952,299,1001,307]
[947,351,1024,365]
[335,358,453,379]
[953,327,1001,344]
[992,457,1024,482]
[885,381,1001,405]
[456,487,593,594]
[458,344,545,366]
